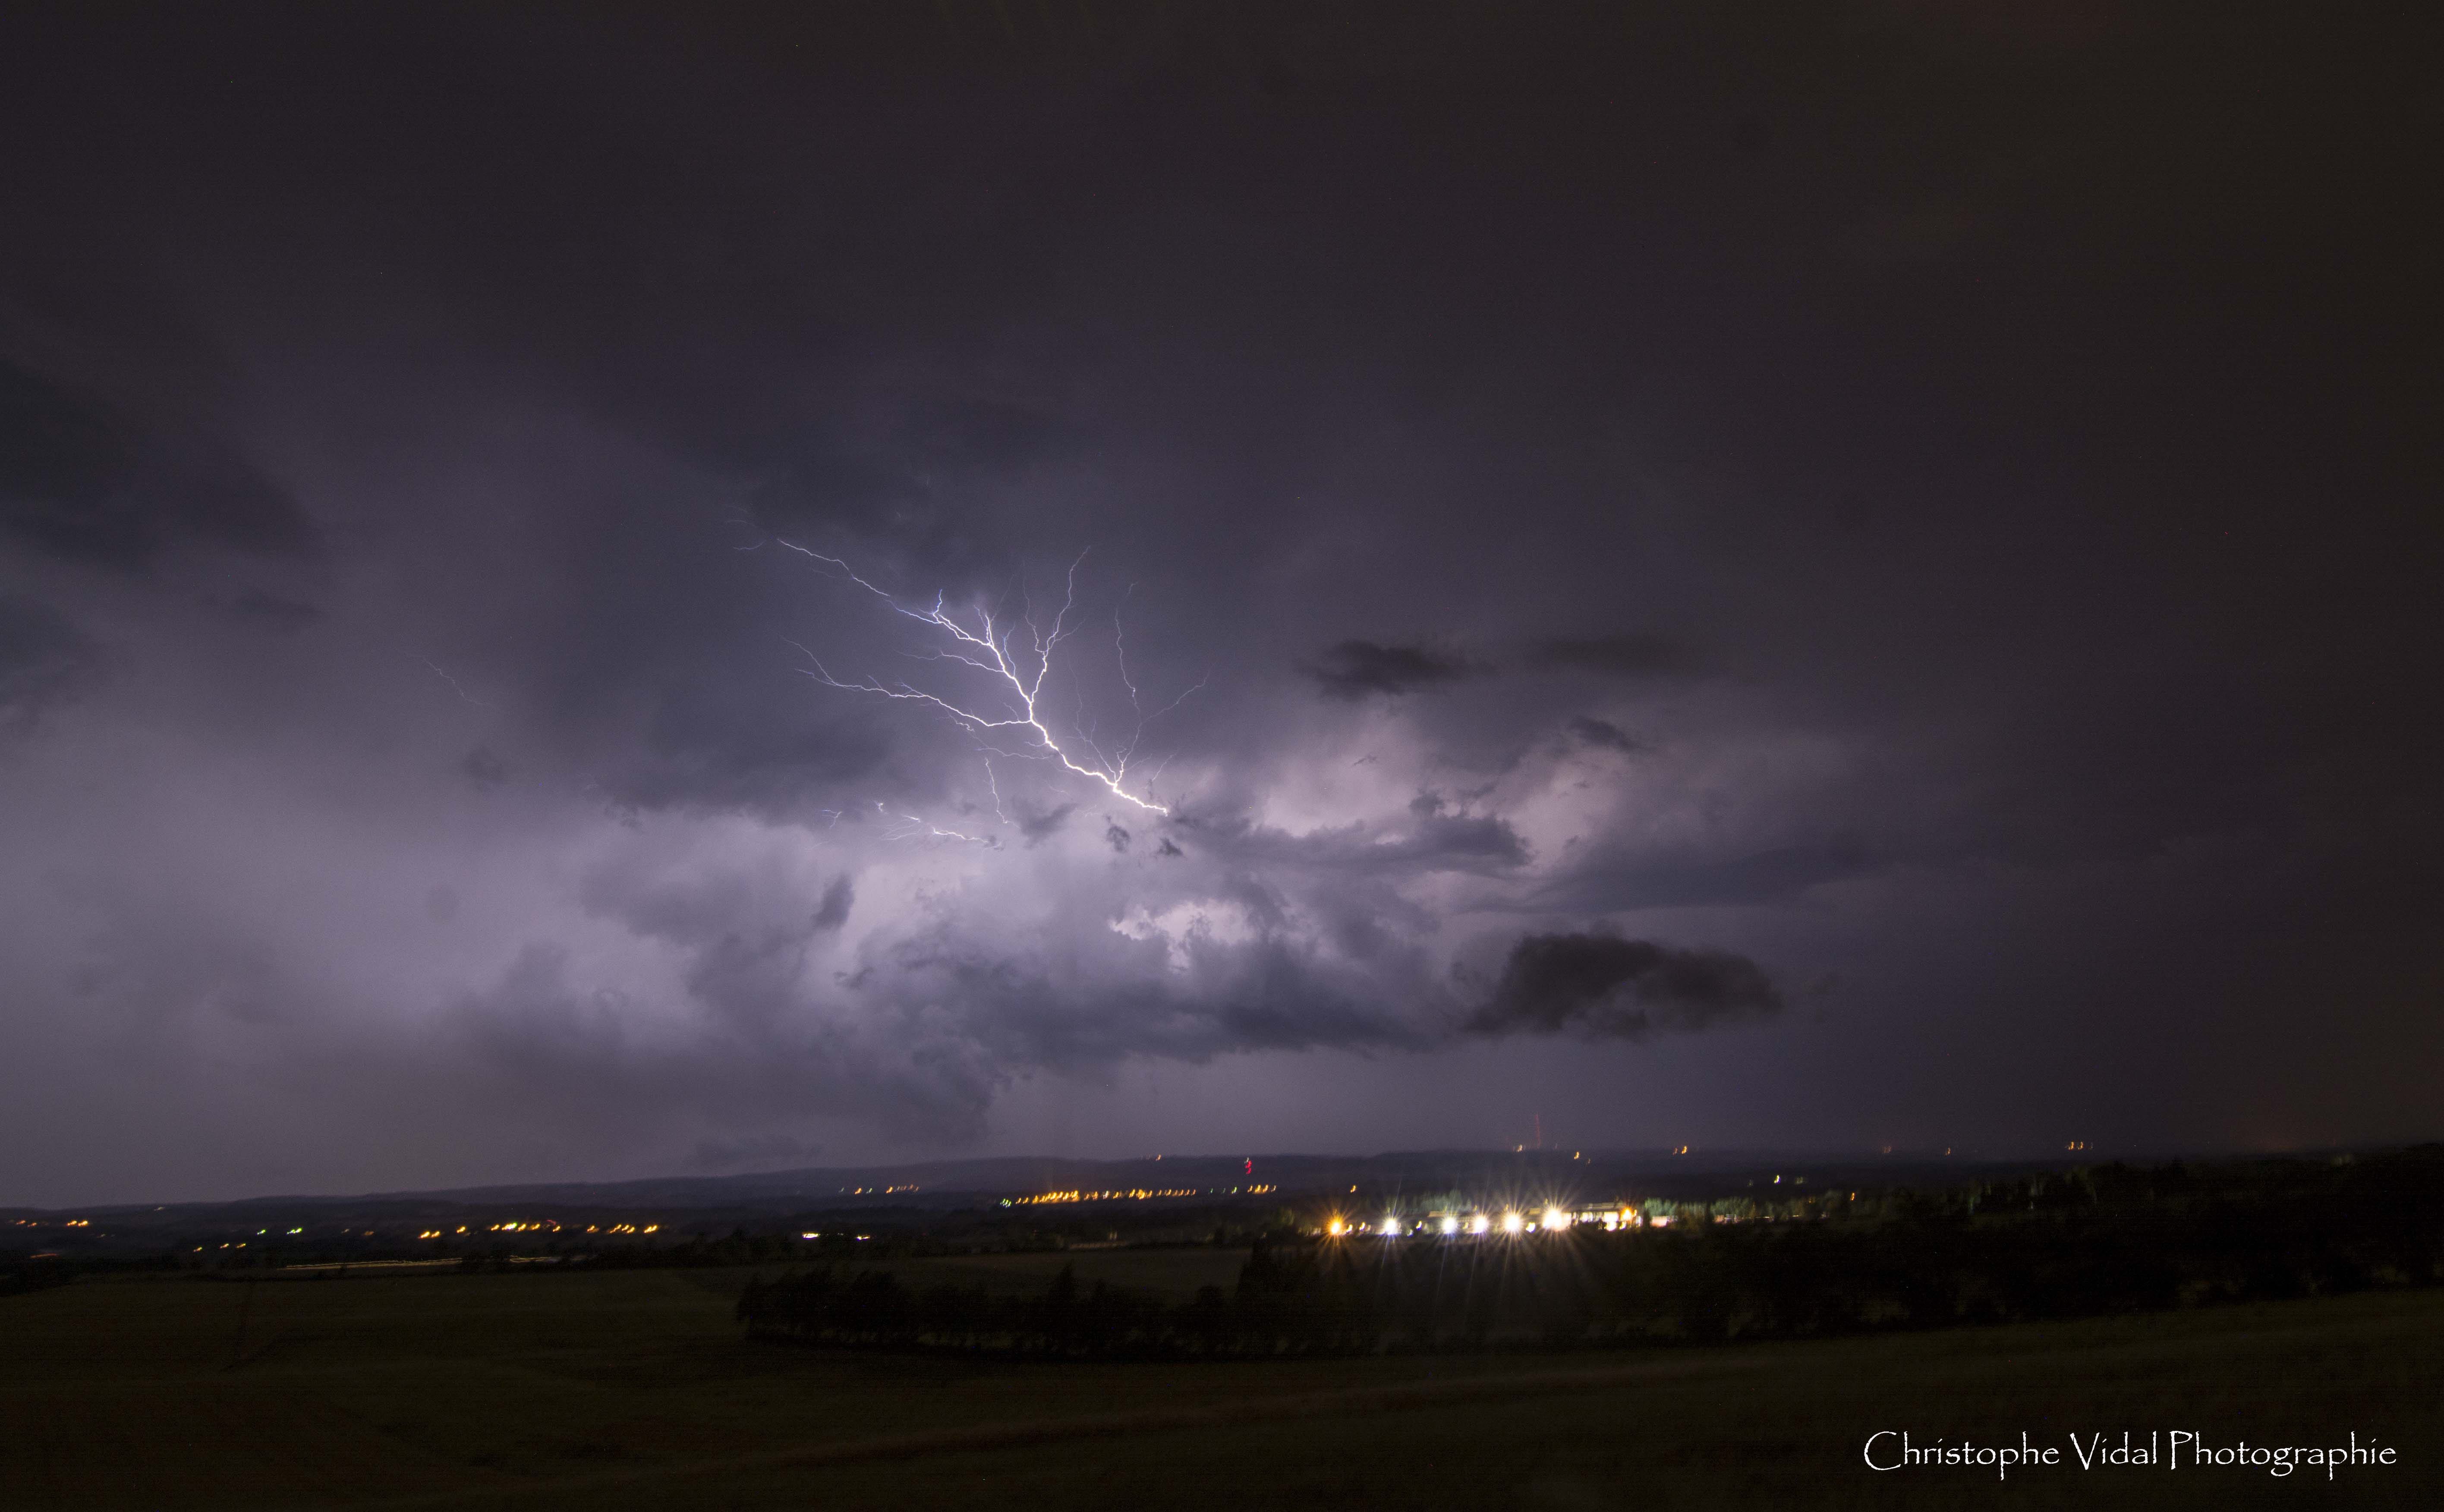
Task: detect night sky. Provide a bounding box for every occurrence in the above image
[3,4,2437,1206]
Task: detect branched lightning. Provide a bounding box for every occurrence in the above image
[983,756,1013,825]
[876,800,995,848]
[417,656,495,710]
[780,542,1194,816]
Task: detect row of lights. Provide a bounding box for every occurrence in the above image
[1327,1205,1632,1239]
[406,1221,660,1239]
[1005,1184,1276,1207]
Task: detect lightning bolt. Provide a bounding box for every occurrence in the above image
[779,542,1192,815]
[874,800,995,847]
[416,657,494,710]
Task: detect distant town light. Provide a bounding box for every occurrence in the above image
[1501,1212,1525,1235]
[1440,1216,1459,1235]
[1380,1216,1401,1237]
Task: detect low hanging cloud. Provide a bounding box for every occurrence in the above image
[1465,932,1783,1040]
[1301,639,1484,700]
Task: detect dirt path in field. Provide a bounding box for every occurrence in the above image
[377,1353,1764,1506]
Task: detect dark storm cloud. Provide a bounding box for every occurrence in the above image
[0,358,315,570]
[810,876,854,932]
[1301,641,1484,700]
[0,594,99,734]
[1466,933,1783,1040]
[0,3,2437,1201]
[1530,634,1703,678]
[1567,716,1646,754]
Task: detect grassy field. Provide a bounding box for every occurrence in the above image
[3,1258,2438,1509]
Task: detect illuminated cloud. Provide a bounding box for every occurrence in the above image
[0,3,2430,1204]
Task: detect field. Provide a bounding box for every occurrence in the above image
[3,1256,2439,1509]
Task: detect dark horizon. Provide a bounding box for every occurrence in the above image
[2,4,2438,1207]
[13,1135,2425,1220]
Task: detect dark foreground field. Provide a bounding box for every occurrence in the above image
[4,1262,2438,1509]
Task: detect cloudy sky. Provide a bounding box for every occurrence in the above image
[2,4,2436,1204]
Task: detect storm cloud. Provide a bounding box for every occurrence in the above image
[1467,933,1784,1040]
[1301,641,1484,700]
[0,359,315,571]
[0,5,2435,1203]
[1567,716,1647,755]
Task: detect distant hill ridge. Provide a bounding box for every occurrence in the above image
[8,1145,2186,1220]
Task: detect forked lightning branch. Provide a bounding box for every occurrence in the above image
[778,543,1196,822]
